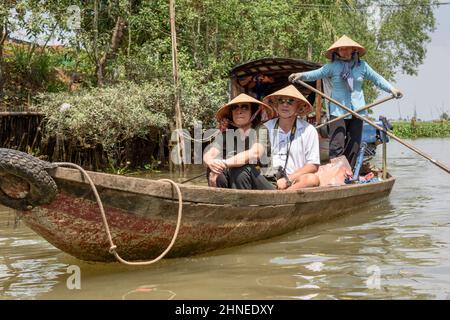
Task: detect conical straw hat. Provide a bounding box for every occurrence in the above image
[216,93,275,121]
[324,35,366,59]
[262,85,313,116]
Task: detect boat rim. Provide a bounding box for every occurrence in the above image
[49,167,395,206]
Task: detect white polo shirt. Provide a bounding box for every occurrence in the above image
[264,118,320,175]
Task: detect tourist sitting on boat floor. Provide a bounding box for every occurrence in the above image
[203,93,276,190]
[262,85,320,190]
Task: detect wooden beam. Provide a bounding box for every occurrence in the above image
[0,111,44,116]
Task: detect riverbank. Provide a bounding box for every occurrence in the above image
[392,120,450,138]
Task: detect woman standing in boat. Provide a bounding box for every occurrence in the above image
[203,93,276,190]
[289,35,402,168]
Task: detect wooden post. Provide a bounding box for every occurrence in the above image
[169,0,185,173]
[93,0,101,86]
[382,140,387,180]
[0,21,8,95]
[315,80,322,124]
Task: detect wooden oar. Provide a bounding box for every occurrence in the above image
[294,79,450,174]
[316,95,395,129]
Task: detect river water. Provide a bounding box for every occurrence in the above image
[1,138,449,300]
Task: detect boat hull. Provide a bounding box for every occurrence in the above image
[18,168,395,262]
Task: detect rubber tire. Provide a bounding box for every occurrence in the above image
[0,148,58,211]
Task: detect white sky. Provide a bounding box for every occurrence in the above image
[374,5,450,121]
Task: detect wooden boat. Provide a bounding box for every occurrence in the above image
[9,165,394,262]
[0,58,395,262]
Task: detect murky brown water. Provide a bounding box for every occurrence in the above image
[1,138,449,300]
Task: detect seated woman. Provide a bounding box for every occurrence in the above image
[203,93,275,190]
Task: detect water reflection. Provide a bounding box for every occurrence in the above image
[242,199,436,299]
[0,138,449,299]
[0,208,67,299]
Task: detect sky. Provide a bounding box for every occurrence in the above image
[374,5,450,121]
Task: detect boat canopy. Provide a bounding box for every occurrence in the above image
[229,57,323,105]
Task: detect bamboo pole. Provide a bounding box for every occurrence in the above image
[315,80,322,124]
[382,140,387,179]
[316,95,395,129]
[294,79,450,174]
[169,0,185,173]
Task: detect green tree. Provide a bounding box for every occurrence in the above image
[59,0,131,86]
[0,0,19,94]
[4,0,438,124]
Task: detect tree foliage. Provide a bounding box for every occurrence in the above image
[1,0,439,146]
[36,82,171,156]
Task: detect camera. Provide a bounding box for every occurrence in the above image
[275,166,287,181]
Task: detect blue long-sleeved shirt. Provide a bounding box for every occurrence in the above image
[301,60,393,117]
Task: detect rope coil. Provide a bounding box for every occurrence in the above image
[54,162,183,266]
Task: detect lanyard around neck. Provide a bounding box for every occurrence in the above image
[274,118,297,170]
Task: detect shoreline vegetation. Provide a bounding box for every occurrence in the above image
[392,120,450,138]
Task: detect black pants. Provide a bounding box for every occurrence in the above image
[208,165,275,190]
[329,116,363,169]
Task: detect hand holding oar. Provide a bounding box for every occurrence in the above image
[293,79,450,174]
[316,95,396,129]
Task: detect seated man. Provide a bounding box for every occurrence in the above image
[263,85,320,190]
[203,93,276,190]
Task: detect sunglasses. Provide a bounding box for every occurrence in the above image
[231,104,251,112]
[277,98,295,106]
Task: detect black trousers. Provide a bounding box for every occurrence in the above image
[328,116,363,169]
[208,165,275,190]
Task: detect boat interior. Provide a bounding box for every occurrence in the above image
[229,57,323,108]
